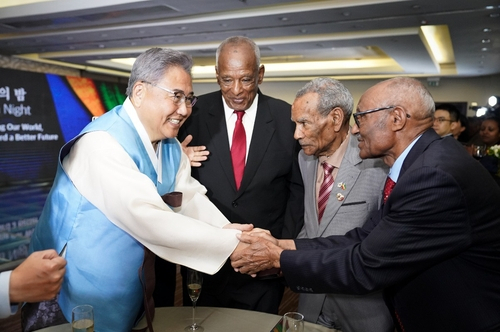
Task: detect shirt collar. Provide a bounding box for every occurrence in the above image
[223,93,259,121]
[319,131,350,168]
[388,134,422,182]
[123,97,162,182]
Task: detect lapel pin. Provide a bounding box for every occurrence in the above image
[337,182,346,190]
[336,193,345,201]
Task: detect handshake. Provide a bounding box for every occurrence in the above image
[229,228,296,277]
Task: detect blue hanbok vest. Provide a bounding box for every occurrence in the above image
[29,104,181,331]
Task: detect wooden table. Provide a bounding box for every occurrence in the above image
[35,306,336,332]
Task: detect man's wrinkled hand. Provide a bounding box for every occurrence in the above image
[242,228,278,246]
[230,234,283,275]
[181,135,209,167]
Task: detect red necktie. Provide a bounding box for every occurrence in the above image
[383,176,396,203]
[231,110,246,190]
[318,162,334,223]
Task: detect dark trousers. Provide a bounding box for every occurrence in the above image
[153,258,177,307]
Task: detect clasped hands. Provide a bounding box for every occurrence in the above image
[230,228,294,277]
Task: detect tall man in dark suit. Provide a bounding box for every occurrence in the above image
[173,36,304,314]
[231,76,500,331]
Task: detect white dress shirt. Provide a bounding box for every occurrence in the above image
[223,94,258,162]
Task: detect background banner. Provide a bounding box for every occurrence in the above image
[0,67,126,268]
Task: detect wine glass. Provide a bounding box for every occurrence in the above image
[184,268,204,331]
[472,144,486,159]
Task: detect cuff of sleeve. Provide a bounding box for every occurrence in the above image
[0,271,14,318]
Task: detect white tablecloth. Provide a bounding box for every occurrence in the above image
[35,306,336,332]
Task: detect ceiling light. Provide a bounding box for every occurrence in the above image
[490,13,499,18]
[0,0,53,8]
[476,107,488,117]
[482,47,489,51]
[280,17,288,21]
[488,96,499,107]
[419,25,456,73]
[482,39,491,43]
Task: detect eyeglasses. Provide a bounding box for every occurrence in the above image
[142,81,198,107]
[434,117,453,123]
[353,106,396,127]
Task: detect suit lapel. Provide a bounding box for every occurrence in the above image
[318,135,362,236]
[237,94,275,196]
[400,129,439,179]
[204,94,237,190]
[300,152,321,236]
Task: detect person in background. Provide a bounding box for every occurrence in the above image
[0,250,66,319]
[453,112,469,142]
[291,77,392,331]
[26,47,253,332]
[432,103,460,137]
[174,36,304,314]
[477,116,500,183]
[231,77,500,332]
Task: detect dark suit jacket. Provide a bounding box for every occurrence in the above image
[281,129,500,332]
[178,90,304,307]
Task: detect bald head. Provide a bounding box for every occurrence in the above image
[352,77,436,166]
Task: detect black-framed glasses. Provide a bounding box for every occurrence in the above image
[353,106,396,127]
[142,81,198,107]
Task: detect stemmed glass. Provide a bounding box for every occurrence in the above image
[184,268,204,331]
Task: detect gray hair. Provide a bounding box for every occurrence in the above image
[215,36,261,69]
[383,77,435,119]
[295,77,354,119]
[126,48,193,96]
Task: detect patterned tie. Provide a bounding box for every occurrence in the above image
[318,162,334,223]
[383,176,396,203]
[231,110,246,190]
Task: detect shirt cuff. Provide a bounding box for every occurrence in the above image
[0,271,15,318]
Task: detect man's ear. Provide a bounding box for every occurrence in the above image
[390,106,408,131]
[330,107,345,131]
[257,65,265,85]
[131,81,146,107]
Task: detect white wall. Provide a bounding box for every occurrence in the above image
[194,74,500,117]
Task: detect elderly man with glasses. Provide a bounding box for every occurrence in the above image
[26,47,253,332]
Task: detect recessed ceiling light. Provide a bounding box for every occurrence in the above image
[483,28,492,32]
[490,13,499,18]
[482,39,491,43]
[98,44,105,48]
[280,17,288,21]
[342,12,350,16]
[300,29,307,33]
[485,5,495,9]
[481,47,489,51]
[220,23,228,27]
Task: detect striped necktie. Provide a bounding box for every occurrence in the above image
[318,162,334,223]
